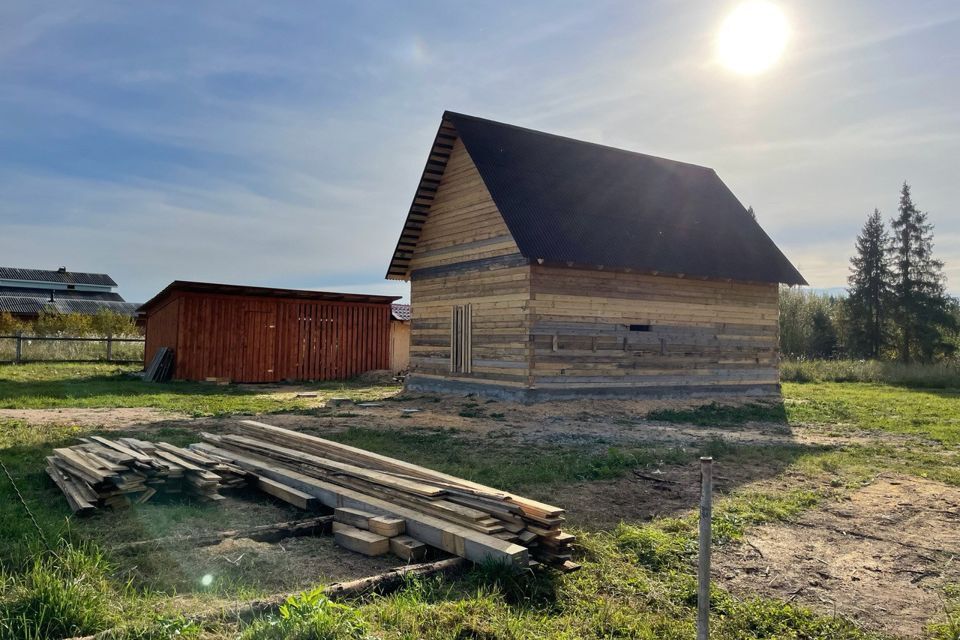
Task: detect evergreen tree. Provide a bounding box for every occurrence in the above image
[846,209,892,357]
[889,183,957,362]
[809,308,838,358]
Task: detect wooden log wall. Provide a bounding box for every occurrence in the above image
[145,292,391,383]
[407,135,532,388]
[405,129,781,395]
[528,265,780,389]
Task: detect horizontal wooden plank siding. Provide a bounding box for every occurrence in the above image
[528,266,779,390]
[407,132,532,385]
[145,292,391,383]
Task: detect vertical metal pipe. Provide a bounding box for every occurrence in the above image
[697,456,713,640]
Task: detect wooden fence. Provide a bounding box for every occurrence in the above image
[0,333,145,364]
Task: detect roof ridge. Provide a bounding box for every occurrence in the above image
[443,111,717,173]
[0,266,112,276]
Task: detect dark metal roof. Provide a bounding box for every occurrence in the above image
[391,303,411,321]
[0,286,125,302]
[387,112,806,286]
[138,281,401,314]
[0,267,117,287]
[0,297,140,317]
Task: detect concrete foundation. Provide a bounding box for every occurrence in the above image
[405,374,781,403]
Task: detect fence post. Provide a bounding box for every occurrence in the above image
[15,331,23,364]
[697,456,713,640]
[106,336,113,362]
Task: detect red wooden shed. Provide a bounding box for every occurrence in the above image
[138,281,399,383]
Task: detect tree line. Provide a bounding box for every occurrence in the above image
[780,183,959,363]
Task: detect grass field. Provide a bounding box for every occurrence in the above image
[1,363,958,639]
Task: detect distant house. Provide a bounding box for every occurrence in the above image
[138,281,399,383]
[386,112,806,400]
[390,303,411,372]
[0,266,140,321]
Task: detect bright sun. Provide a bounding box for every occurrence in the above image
[717,1,789,75]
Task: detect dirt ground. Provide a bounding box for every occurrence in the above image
[0,406,191,429]
[12,389,958,637]
[716,475,960,638]
[0,390,891,450]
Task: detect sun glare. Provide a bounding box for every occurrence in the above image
[717,2,789,75]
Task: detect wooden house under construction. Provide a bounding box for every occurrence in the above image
[386,112,806,400]
[139,281,398,383]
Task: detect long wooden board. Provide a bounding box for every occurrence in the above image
[236,420,563,519]
[193,442,528,567]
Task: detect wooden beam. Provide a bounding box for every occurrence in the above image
[192,442,528,567]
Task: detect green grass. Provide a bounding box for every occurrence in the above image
[784,382,960,445]
[647,401,788,427]
[644,380,960,446]
[0,362,400,416]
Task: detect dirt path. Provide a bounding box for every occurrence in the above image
[0,407,191,429]
[716,475,960,638]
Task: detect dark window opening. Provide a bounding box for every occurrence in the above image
[629,324,651,332]
[67,285,76,290]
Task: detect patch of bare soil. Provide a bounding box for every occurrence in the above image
[185,535,399,592]
[716,475,960,638]
[557,460,820,529]
[0,407,190,429]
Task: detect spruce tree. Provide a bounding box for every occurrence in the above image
[889,183,956,362]
[847,209,892,357]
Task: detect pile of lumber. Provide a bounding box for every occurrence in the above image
[46,436,247,514]
[191,419,578,571]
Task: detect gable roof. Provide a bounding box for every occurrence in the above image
[0,266,117,287]
[386,112,806,285]
[138,281,400,314]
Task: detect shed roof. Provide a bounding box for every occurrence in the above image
[0,266,117,287]
[138,281,400,314]
[387,112,806,285]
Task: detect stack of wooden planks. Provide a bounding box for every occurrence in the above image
[46,436,247,514]
[191,419,578,571]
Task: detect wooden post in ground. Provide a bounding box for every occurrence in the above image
[106,336,113,362]
[697,456,713,640]
[14,331,22,364]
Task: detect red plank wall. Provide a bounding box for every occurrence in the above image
[144,292,391,382]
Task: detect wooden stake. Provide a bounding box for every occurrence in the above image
[697,456,713,640]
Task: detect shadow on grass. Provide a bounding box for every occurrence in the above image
[646,400,788,428]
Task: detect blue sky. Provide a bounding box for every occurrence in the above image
[2,1,958,303]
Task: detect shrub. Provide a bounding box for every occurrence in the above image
[241,588,368,640]
[781,359,960,388]
[0,311,24,335]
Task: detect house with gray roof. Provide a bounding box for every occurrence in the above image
[387,112,805,400]
[0,266,140,320]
